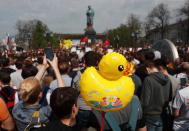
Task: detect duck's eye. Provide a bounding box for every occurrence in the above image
[118,65,124,72]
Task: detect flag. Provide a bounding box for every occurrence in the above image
[102,40,110,48]
[5,33,11,52]
[80,36,88,42]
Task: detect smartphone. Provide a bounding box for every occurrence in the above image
[44,48,53,60]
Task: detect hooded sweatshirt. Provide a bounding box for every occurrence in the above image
[141,72,171,119]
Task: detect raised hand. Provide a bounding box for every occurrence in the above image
[47,54,58,71]
[47,54,65,87]
[43,55,49,69]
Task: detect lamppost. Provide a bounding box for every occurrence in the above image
[114,35,120,48]
[131,30,141,47]
[24,33,32,49]
[44,31,53,47]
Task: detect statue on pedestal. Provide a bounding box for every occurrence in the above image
[85,5,96,44]
[86,5,95,27]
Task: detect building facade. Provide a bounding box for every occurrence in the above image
[147,19,188,45]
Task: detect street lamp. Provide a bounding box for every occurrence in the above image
[131,30,141,46]
[24,33,32,49]
[114,35,120,48]
[44,31,53,47]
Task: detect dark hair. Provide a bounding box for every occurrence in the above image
[23,59,33,67]
[144,60,155,69]
[0,72,11,84]
[15,59,23,69]
[37,57,43,64]
[58,62,69,74]
[135,64,148,82]
[154,59,167,69]
[84,51,97,67]
[47,67,56,79]
[70,52,78,59]
[50,87,79,119]
[70,58,79,68]
[21,66,38,79]
[0,57,9,67]
[139,61,156,76]
[144,51,155,61]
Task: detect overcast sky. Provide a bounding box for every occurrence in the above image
[0,0,186,38]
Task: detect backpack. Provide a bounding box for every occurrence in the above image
[0,86,16,113]
[70,71,79,87]
[72,68,85,89]
[105,97,140,131]
[24,109,47,131]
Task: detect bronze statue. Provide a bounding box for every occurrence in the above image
[86,5,94,26]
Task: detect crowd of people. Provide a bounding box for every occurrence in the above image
[0,45,189,131]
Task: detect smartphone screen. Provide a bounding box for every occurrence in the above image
[44,48,53,60]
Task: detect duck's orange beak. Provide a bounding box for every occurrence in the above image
[124,63,134,76]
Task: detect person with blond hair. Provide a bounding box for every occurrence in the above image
[12,55,64,131]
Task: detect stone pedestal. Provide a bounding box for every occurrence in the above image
[84,25,96,44]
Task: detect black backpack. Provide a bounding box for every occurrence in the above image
[70,68,85,87]
[0,86,16,113]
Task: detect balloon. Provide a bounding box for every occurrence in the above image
[60,40,72,49]
[79,52,135,112]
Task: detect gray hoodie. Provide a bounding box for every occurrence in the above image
[12,101,51,131]
[141,72,171,119]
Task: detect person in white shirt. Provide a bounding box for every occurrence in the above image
[47,62,72,103]
[10,59,23,89]
[172,86,189,131]
[8,56,17,70]
[174,62,189,88]
[78,48,85,60]
[49,62,72,90]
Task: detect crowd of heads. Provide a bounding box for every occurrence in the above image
[0,45,189,130]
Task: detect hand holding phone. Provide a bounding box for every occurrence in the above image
[44,48,54,60]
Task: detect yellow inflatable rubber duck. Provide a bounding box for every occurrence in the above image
[79,52,135,112]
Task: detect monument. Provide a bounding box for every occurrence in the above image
[85,5,96,44]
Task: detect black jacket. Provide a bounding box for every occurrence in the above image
[141,72,171,119]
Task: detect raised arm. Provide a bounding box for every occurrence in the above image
[35,55,49,81]
[47,54,65,87]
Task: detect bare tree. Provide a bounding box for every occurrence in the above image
[15,20,38,45]
[127,14,141,30]
[127,14,142,46]
[15,19,52,48]
[146,3,170,39]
